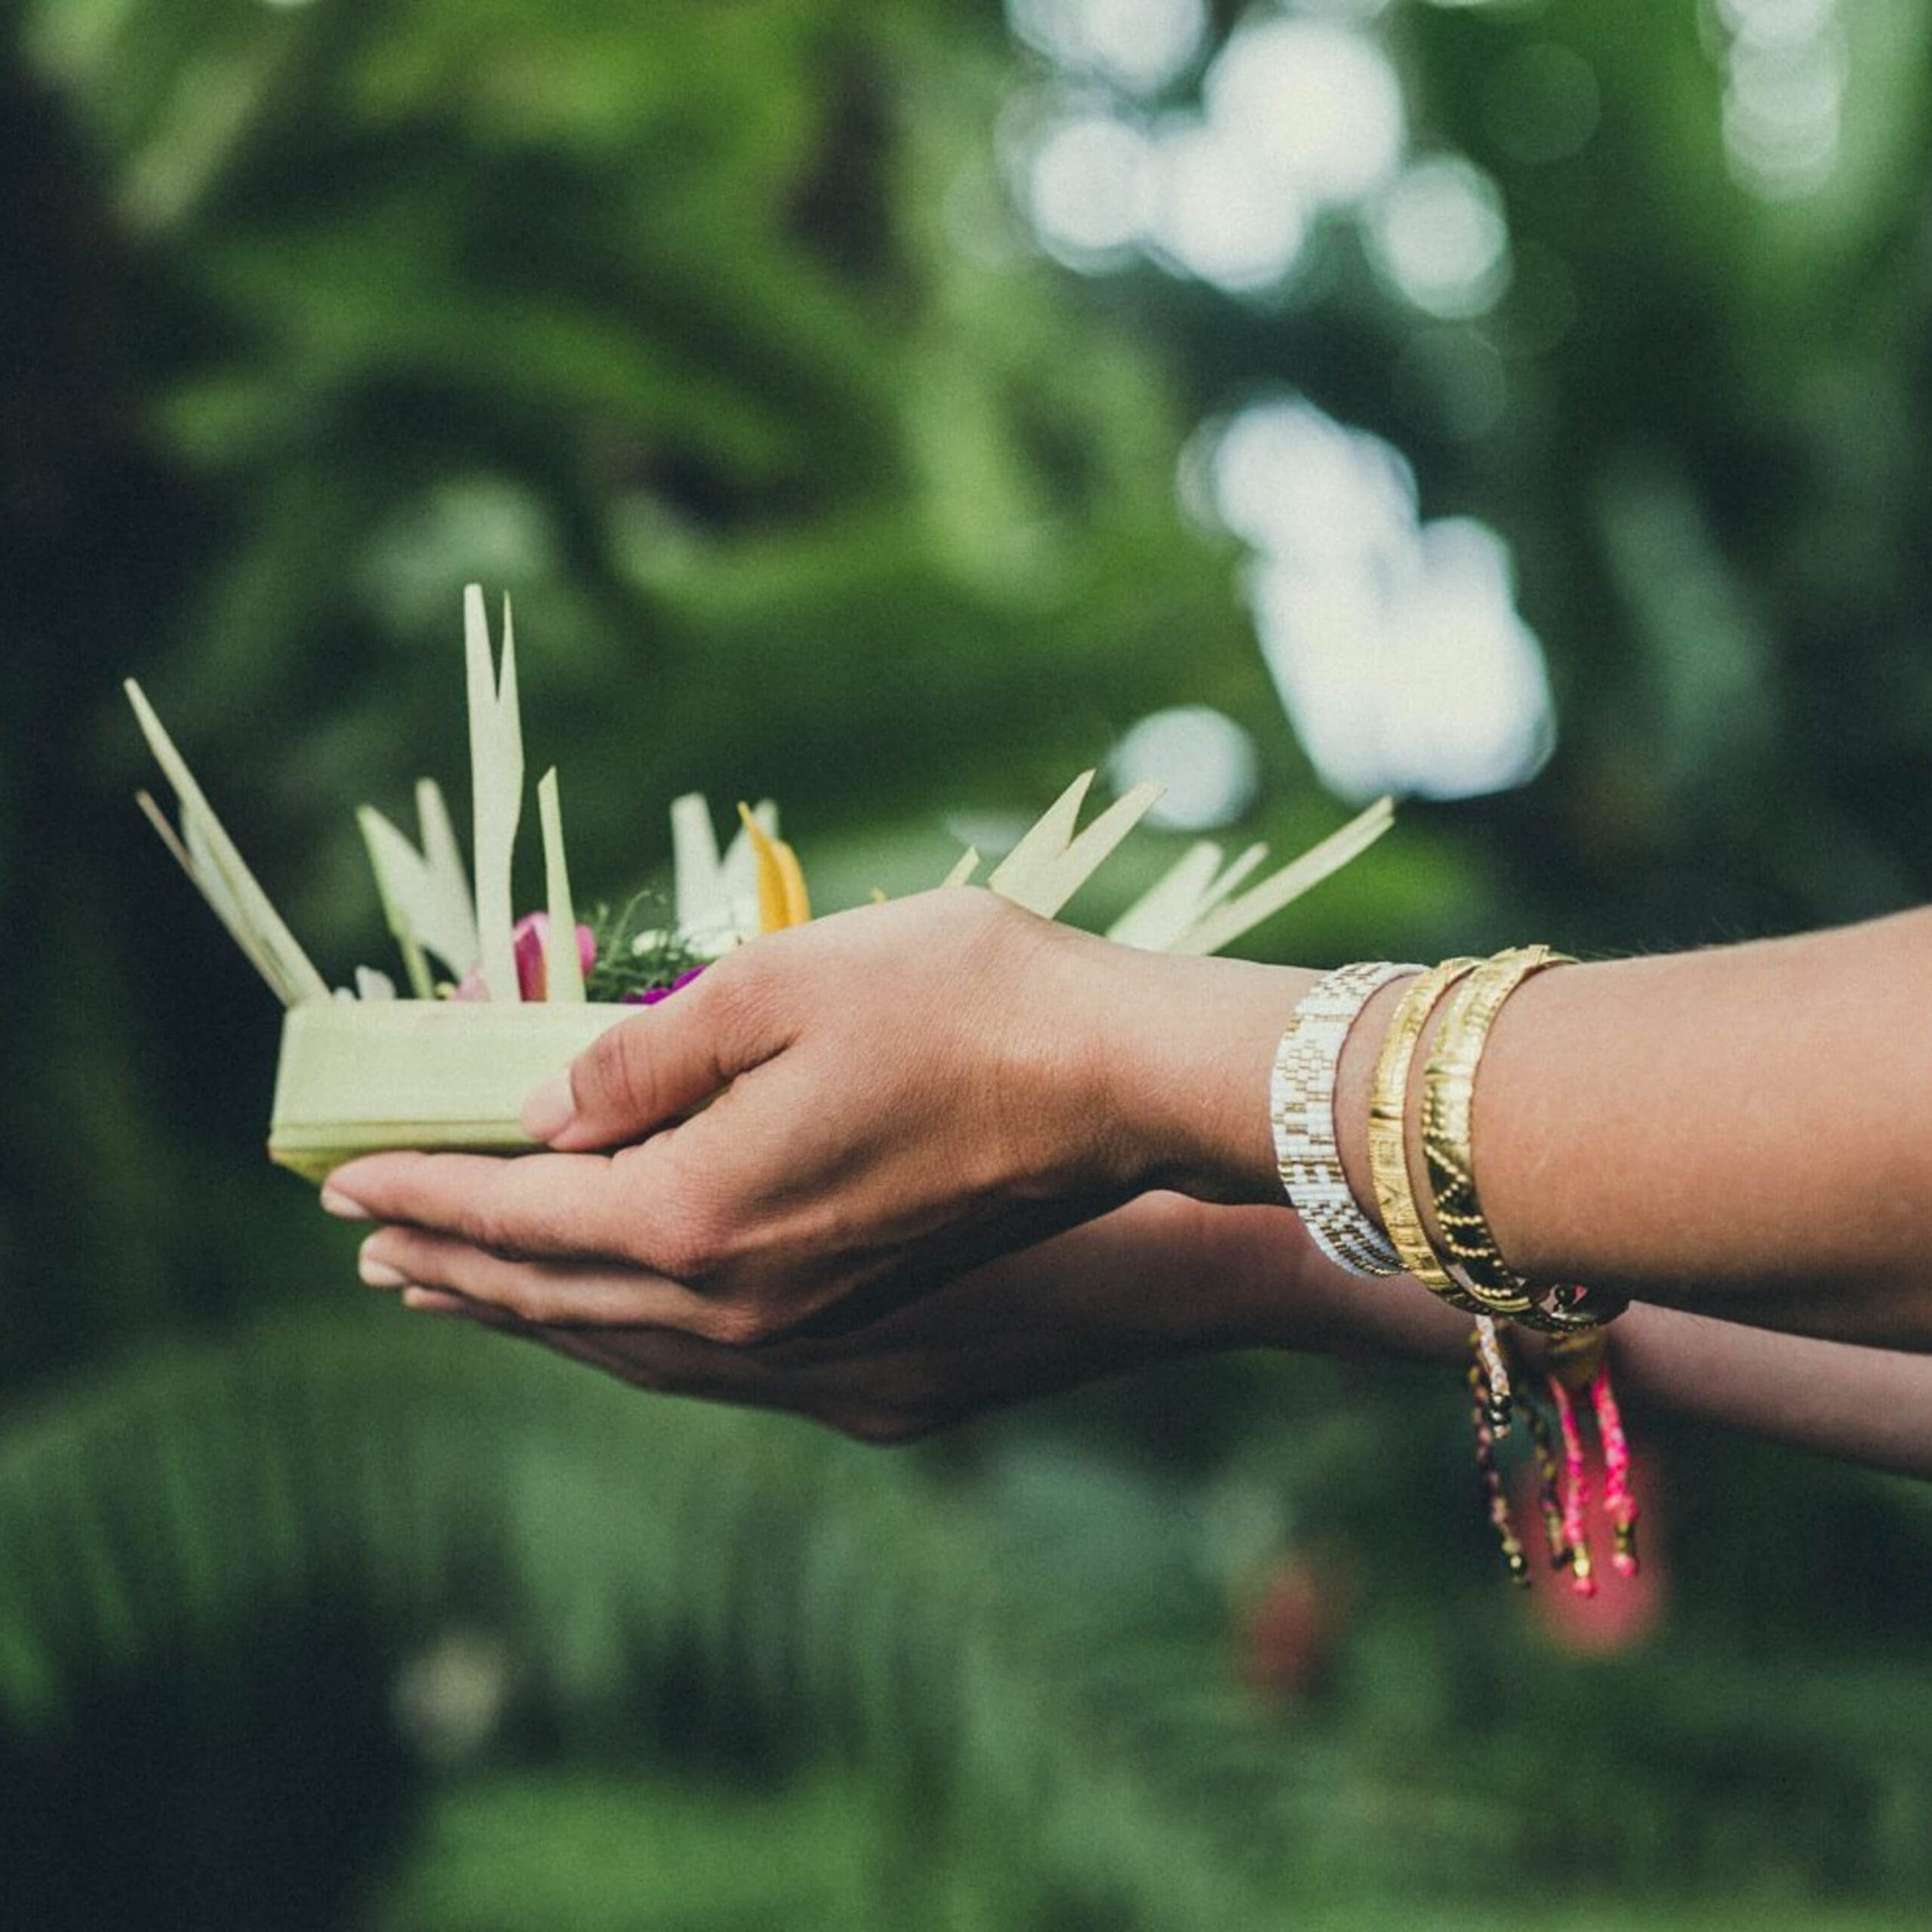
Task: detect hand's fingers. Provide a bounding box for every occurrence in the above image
[398,1285,480,1317]
[386,1247,938,1442]
[523,947,797,1152]
[397,1283,669,1396]
[515,1317,897,1435]
[397,1281,646,1376]
[358,1223,736,1334]
[325,1149,637,1260]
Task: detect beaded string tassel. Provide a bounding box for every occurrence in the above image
[1470,1321,1647,1592]
[1471,1315,1514,1435]
[1546,1367,1597,1597]
[1521,1374,1574,1572]
[1544,1331,1641,1596]
[1589,1351,1641,1578]
[1467,1340,1529,1585]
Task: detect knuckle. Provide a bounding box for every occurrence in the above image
[706,947,786,1059]
[648,1192,734,1280]
[712,942,774,1008]
[649,1223,712,1283]
[467,1201,561,1261]
[590,1024,663,1128]
[463,1200,516,1253]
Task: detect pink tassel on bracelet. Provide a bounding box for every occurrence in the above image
[1542,1330,1641,1596]
[1548,1371,1597,1597]
[1590,1358,1640,1578]
[1469,1325,1641,1595]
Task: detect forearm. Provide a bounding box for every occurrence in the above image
[1438,910,1932,1340]
[1115,909,1932,1349]
[1198,1202,1932,1481]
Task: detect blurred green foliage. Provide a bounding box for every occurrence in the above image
[5,0,1932,1924]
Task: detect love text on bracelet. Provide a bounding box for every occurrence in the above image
[1270,961,1421,1280]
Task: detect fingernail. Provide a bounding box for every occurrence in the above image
[321,1186,371,1220]
[401,1287,466,1315]
[358,1244,410,1290]
[520,1072,576,1142]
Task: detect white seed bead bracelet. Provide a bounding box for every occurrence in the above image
[1269,961,1420,1280]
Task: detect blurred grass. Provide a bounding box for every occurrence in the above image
[380,1774,909,1932]
[387,1769,1932,1932]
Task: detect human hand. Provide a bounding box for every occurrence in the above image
[355,1193,1281,1442]
[325,889,1303,1343]
[357,1189,1491,1443]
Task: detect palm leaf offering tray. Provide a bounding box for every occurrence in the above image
[127,586,1392,1183]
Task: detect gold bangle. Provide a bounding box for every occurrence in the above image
[1420,946,1575,1314]
[1366,958,1483,1306]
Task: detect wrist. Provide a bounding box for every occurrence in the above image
[1204,1198,1494,1366]
[1095,946,1318,1206]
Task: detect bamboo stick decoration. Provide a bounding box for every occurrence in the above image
[672,793,783,949]
[537,768,586,1003]
[360,813,434,999]
[670,792,726,939]
[1107,839,1269,951]
[986,769,1166,918]
[1106,801,1394,958]
[734,802,811,931]
[358,779,478,998]
[136,788,290,1003]
[125,678,330,1005]
[465,585,524,1003]
[724,801,778,940]
[1168,795,1393,956]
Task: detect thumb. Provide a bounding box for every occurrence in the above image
[521,952,791,1151]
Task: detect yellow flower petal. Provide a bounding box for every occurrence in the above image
[737,802,811,931]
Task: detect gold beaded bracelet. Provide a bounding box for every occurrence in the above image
[1419,946,1628,1336]
[1419,946,1567,1315]
[1363,957,1534,1426]
[1365,958,1481,1308]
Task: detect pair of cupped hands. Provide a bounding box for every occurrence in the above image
[323,891,1331,1442]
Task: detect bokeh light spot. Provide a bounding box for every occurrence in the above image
[1008,0,1209,96]
[1026,109,1149,264]
[1201,398,1553,801]
[1715,0,1844,199]
[1207,396,1417,560]
[1143,115,1306,291]
[1367,155,1511,320]
[1204,18,1404,207]
[1111,706,1261,829]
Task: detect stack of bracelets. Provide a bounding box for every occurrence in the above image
[1270,947,1638,1594]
